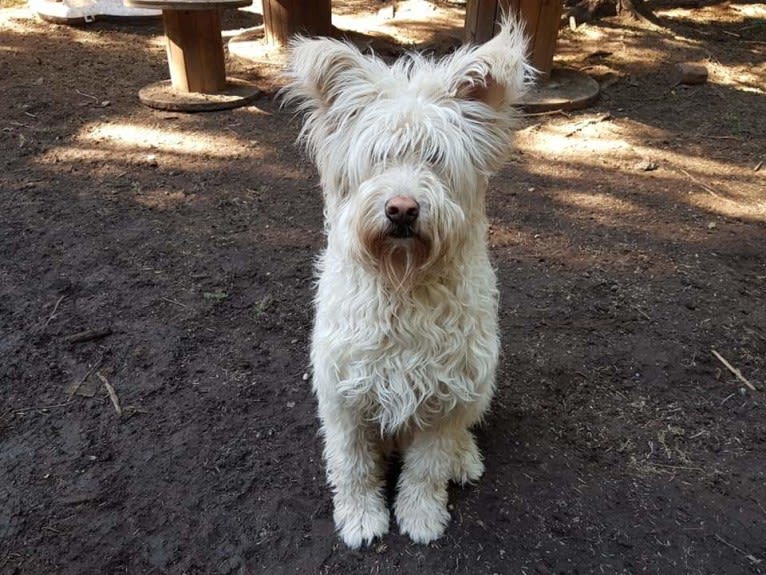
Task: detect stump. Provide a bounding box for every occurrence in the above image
[262,0,332,46]
[465,0,564,80]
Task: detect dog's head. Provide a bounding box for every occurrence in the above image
[285,20,532,288]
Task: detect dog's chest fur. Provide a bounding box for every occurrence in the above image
[312,248,499,432]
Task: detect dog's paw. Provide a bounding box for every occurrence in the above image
[333,493,389,549]
[451,441,484,485]
[394,488,450,544]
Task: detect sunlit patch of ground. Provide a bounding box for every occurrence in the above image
[517,115,765,220]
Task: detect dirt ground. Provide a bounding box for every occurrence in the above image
[1,0,765,573]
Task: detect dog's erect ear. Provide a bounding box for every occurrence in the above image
[447,17,534,111]
[285,37,375,112]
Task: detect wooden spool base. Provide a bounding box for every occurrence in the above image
[521,69,600,113]
[138,78,260,112]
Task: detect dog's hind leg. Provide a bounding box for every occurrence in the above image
[394,423,467,544]
[320,405,389,549]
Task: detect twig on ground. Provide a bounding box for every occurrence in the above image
[714,534,762,565]
[43,295,66,328]
[754,161,763,172]
[13,401,72,414]
[66,327,112,344]
[75,89,98,101]
[703,135,743,141]
[711,349,758,391]
[565,113,612,137]
[97,372,122,416]
[521,109,571,118]
[160,297,187,308]
[635,307,651,321]
[680,168,723,199]
[69,356,104,397]
[645,462,704,472]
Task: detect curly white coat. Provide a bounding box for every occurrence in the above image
[285,19,532,548]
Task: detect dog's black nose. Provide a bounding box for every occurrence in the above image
[385,196,419,226]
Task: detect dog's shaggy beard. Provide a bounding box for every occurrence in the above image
[345,167,466,291]
[361,230,433,291]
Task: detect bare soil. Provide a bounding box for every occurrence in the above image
[1,1,765,573]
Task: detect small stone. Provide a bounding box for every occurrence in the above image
[676,63,708,85]
[302,373,309,381]
[707,221,717,230]
[635,160,658,171]
[286,401,295,409]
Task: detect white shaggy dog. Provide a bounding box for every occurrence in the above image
[285,20,532,548]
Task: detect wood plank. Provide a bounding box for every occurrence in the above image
[163,9,226,93]
[465,0,499,43]
[517,0,542,51]
[263,0,332,46]
[532,0,563,78]
[464,0,479,41]
[465,0,563,80]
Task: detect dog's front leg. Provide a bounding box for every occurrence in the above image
[394,424,465,544]
[319,404,389,548]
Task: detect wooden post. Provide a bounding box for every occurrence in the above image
[262,0,332,46]
[465,0,563,80]
[163,8,227,93]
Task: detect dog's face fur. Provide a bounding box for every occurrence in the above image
[285,22,532,288]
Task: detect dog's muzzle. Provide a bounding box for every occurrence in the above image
[385,195,419,238]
